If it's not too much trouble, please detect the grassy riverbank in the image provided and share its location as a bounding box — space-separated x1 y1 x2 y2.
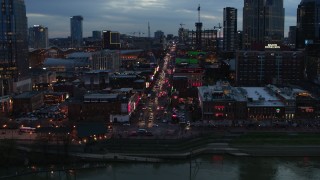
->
2 132 320 167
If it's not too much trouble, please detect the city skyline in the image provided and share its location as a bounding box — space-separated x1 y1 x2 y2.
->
25 0 299 38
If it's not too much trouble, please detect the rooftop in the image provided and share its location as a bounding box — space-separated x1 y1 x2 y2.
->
84 93 118 102
85 70 112 74
67 52 92 58
198 81 246 102
240 87 284 107
14 91 42 99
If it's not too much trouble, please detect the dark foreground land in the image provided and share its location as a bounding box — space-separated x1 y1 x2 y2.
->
1 131 320 179
1 131 320 164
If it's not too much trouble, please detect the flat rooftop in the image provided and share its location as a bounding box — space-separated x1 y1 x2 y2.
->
241 87 284 107
84 93 118 102
14 91 42 99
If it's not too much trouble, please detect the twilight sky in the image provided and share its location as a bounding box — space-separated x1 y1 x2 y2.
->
25 0 300 38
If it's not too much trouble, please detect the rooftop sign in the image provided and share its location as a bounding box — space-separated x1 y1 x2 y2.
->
265 44 280 49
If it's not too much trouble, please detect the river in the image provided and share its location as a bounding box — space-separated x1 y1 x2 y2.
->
2 155 320 180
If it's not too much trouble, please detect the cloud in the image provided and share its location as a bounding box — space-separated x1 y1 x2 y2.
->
27 13 50 18
25 0 300 38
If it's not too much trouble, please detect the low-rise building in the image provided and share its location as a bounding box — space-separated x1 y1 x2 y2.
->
44 92 69 105
240 87 285 120
198 82 318 121
198 81 247 120
83 70 110 90
13 91 44 114
174 66 204 87
68 90 140 122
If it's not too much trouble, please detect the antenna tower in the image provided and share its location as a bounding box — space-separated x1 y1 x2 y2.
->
148 22 151 38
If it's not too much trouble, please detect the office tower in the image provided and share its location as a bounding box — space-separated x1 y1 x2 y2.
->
296 0 320 48
288 26 297 46
70 15 83 48
102 30 120 50
154 30 164 41
29 25 49 49
223 7 237 51
0 0 30 95
237 31 243 50
243 0 284 49
92 31 101 40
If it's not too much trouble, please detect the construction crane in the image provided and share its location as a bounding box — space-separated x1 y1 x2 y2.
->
214 23 222 38
197 4 201 23
214 23 222 51
214 23 222 31
180 23 185 29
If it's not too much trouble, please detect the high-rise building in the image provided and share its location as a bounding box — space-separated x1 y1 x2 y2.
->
178 27 189 44
288 26 297 47
92 31 101 40
296 0 320 48
70 15 83 48
154 30 164 41
243 0 284 49
236 31 243 50
102 30 121 50
0 0 30 95
223 7 237 51
236 50 304 86
29 25 49 49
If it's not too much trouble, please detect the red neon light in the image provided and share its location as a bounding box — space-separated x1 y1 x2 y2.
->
214 106 225 109
128 104 131 113
215 113 224 117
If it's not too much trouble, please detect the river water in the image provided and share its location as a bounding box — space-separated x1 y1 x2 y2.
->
4 155 320 180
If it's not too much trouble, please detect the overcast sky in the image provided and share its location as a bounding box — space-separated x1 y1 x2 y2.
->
25 0 300 38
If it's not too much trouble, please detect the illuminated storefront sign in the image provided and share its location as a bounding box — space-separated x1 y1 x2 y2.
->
265 44 280 49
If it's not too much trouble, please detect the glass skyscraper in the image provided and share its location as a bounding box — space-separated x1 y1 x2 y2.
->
70 15 83 48
29 25 49 49
243 0 284 49
296 0 320 48
223 7 237 51
0 0 29 95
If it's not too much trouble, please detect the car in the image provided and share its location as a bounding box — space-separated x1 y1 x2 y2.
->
162 119 167 123
138 128 147 133
129 131 137 136
146 132 153 136
137 129 147 135
152 124 159 127
123 123 131 126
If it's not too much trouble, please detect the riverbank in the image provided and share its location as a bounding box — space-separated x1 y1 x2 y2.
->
9 131 320 164
1 131 320 167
